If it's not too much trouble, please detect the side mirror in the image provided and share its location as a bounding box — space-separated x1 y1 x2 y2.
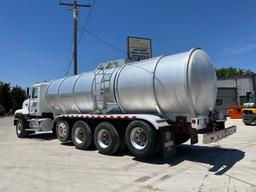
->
26 87 31 98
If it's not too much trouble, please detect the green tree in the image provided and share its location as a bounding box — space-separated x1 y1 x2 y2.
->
11 86 27 112
0 82 27 115
216 67 254 77
0 82 13 113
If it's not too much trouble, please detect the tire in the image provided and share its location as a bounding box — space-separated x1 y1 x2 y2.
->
243 121 251 126
72 121 93 150
125 120 157 158
174 133 190 145
114 122 126 152
94 122 121 155
56 119 70 143
16 119 28 138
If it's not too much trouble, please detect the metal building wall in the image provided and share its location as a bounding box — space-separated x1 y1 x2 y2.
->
215 88 237 115
217 75 255 104
216 75 256 115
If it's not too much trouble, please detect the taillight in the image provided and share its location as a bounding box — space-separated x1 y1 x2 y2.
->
192 119 196 124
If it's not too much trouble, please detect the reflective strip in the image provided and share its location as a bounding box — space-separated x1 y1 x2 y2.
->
59 114 137 119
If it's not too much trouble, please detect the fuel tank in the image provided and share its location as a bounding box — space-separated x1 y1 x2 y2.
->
45 48 217 121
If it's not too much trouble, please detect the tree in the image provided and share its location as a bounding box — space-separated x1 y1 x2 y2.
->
0 82 27 115
0 82 13 113
11 86 27 112
216 67 254 77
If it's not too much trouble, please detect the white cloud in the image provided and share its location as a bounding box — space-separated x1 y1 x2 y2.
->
224 43 256 55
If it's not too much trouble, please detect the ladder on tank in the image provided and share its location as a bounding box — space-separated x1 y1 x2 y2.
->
93 61 120 114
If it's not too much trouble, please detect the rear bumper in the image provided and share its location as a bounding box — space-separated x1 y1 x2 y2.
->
202 126 237 144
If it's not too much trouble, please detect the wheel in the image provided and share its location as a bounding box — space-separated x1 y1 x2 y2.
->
16 119 28 138
174 133 190 145
56 119 70 142
243 121 251 126
72 121 93 150
94 122 121 155
125 120 157 158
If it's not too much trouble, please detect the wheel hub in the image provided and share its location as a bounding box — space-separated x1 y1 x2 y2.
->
74 127 85 144
57 122 67 138
98 129 111 149
130 127 148 150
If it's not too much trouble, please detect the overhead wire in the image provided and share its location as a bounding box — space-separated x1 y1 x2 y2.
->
83 29 126 55
65 0 126 75
65 38 73 76
77 0 126 56
78 0 96 44
65 0 95 75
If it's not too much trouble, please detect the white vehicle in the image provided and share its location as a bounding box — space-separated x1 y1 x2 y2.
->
14 48 236 158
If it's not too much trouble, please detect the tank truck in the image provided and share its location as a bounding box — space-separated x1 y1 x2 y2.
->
14 48 237 158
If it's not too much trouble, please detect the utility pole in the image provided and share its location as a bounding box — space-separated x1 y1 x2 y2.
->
60 1 91 75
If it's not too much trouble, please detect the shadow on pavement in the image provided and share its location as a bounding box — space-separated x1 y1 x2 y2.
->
27 132 56 141
133 144 245 175
61 141 74 146
24 132 245 175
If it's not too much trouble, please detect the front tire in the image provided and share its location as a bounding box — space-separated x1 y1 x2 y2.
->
56 119 70 143
16 119 28 138
72 121 93 150
125 120 157 158
94 122 120 155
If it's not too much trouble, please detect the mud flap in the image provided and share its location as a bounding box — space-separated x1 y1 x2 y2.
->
160 127 176 159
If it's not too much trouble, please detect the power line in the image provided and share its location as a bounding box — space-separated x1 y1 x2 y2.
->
64 0 126 75
60 0 91 75
65 0 95 76
78 0 96 44
65 37 73 76
84 29 126 55
77 0 126 56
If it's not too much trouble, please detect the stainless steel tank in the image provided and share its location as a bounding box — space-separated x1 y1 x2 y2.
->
45 48 217 121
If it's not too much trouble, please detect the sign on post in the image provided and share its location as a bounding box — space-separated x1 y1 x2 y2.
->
127 37 152 61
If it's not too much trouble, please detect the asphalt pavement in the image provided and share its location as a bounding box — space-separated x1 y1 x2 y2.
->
0 117 255 192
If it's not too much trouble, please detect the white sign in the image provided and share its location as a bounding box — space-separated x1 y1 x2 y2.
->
127 37 152 61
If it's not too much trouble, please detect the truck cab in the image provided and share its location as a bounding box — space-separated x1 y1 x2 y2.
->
15 83 51 117
14 82 53 138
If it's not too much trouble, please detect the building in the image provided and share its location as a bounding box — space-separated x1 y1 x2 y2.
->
216 74 256 115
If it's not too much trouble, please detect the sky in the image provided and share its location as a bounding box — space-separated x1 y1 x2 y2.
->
0 0 256 88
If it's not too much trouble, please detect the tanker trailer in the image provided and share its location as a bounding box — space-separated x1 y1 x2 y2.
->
14 48 237 158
